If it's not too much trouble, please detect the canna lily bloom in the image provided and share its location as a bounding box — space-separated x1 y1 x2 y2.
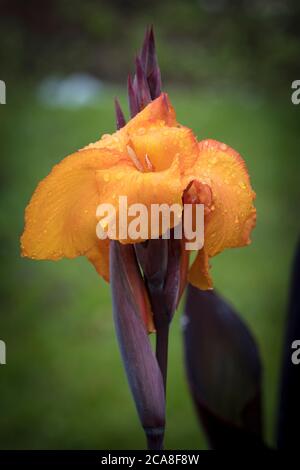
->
21 93 256 293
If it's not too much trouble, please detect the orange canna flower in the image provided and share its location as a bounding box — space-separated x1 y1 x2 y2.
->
21 93 256 290
187 139 256 290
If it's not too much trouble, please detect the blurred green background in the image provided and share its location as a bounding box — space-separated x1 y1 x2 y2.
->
0 0 300 450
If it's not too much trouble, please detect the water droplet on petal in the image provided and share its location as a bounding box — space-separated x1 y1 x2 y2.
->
101 133 111 140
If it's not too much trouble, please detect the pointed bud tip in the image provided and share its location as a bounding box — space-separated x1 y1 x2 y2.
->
114 97 126 130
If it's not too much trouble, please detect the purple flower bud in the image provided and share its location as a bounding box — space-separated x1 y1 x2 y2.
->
127 74 139 118
110 241 165 449
183 284 264 449
114 98 126 130
135 56 152 109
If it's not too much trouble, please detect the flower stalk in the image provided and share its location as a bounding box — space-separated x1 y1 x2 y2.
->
112 27 174 448
151 288 170 393
116 27 176 397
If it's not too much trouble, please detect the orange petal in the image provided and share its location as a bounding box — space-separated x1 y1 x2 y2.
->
95 157 185 243
21 148 125 281
130 125 198 172
188 139 256 290
126 92 177 130
84 128 129 153
86 241 110 282
188 248 213 291
84 93 177 153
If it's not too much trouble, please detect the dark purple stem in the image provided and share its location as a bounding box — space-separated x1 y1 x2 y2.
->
156 322 169 393
148 286 170 393
146 427 165 450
